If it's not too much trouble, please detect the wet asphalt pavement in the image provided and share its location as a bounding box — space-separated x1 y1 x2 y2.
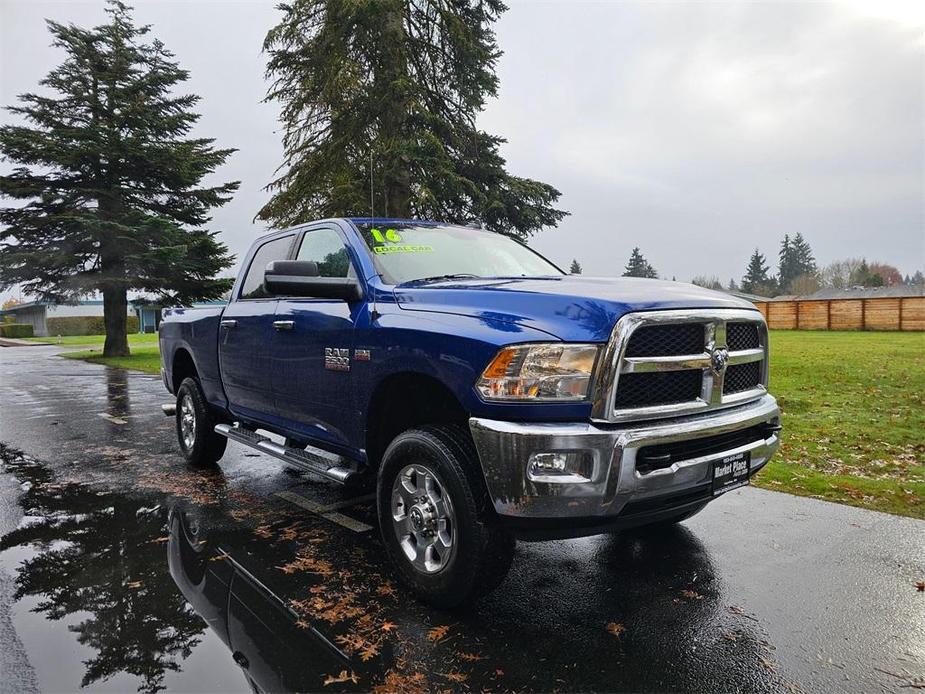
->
0 345 922 693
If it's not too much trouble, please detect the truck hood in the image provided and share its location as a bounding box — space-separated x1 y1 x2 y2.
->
393 276 756 342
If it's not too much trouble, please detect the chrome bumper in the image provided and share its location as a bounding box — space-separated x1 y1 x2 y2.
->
469 394 780 522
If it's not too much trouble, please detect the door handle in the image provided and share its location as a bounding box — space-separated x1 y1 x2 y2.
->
232 651 249 669
272 320 295 331
220 320 237 329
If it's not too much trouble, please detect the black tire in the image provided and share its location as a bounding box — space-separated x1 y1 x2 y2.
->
176 377 227 468
376 424 515 608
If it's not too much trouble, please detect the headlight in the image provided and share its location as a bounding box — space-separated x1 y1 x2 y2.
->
476 343 601 401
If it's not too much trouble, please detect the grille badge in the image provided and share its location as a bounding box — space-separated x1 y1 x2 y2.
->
710 347 729 376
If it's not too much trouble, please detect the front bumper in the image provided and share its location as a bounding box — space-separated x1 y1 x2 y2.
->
469 394 780 537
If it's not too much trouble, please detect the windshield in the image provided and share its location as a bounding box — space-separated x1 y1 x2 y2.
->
354 223 564 284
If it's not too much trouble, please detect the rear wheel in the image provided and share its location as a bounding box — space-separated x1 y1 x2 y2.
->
377 425 514 608
176 377 227 468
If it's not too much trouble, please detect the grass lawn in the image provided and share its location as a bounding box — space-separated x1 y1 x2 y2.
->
754 331 924 519
24 333 159 347
61 344 162 374
56 329 924 518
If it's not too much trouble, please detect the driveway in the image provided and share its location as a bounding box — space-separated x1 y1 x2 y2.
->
0 345 922 693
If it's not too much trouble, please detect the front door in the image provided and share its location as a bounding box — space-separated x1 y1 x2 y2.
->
219 233 295 420
272 225 361 451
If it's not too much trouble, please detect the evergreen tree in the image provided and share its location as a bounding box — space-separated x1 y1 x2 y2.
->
790 232 817 277
742 248 772 294
777 233 816 292
569 259 582 274
622 247 658 278
0 2 237 357
260 0 566 238
777 234 796 291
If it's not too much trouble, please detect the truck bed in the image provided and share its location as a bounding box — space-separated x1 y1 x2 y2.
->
159 305 226 408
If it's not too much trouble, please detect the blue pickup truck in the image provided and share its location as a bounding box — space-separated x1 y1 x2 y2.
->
159 218 781 606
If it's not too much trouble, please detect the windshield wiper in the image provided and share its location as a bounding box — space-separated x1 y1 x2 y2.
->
402 273 481 285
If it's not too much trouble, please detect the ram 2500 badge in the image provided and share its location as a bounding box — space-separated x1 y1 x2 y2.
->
159 219 781 606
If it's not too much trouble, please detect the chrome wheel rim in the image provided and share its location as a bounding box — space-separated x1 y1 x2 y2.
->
179 394 196 450
391 463 456 574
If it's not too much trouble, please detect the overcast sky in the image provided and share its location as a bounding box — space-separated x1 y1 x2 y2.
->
1 0 923 286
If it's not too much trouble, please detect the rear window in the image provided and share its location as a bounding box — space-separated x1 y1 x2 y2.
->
239 235 294 300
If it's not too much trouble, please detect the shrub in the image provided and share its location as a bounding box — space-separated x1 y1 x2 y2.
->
46 315 139 336
0 323 35 338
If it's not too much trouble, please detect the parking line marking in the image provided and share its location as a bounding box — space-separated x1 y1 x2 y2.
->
316 493 376 513
276 490 373 533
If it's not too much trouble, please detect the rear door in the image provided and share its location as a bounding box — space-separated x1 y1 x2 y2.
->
272 224 362 451
219 233 295 420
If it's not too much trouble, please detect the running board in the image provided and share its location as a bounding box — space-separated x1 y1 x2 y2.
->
214 423 359 484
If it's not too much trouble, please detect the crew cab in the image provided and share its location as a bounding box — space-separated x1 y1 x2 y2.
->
159 218 781 606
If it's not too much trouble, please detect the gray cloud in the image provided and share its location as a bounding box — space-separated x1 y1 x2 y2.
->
2 0 922 285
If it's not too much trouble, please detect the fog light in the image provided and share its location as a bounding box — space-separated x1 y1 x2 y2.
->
528 451 594 483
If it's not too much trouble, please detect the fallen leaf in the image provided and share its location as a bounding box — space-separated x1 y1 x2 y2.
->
377 582 397 597
360 642 380 662
372 670 427 694
458 651 486 662
680 589 704 600
427 624 451 643
439 671 468 683
605 622 626 637
126 581 142 589
380 621 398 632
323 670 359 686
916 581 924 592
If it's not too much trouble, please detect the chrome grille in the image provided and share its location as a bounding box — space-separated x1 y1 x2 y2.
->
727 322 760 351
591 309 769 423
624 323 704 357
613 370 703 407
723 361 761 394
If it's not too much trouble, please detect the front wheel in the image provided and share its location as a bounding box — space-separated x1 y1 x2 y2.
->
176 377 227 468
377 425 514 608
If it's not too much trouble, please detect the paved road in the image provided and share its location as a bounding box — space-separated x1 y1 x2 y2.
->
0 345 922 693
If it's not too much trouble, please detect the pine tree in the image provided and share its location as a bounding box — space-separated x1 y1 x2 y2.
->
569 259 582 274
777 233 817 292
790 232 817 277
742 248 772 294
622 248 658 278
260 0 567 238
777 234 796 292
0 2 238 357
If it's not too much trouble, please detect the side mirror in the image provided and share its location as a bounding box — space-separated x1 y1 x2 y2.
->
263 260 364 301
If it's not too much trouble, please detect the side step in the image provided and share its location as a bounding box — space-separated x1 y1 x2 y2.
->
214 424 359 485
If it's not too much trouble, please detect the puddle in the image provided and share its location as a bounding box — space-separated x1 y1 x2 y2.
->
0 442 790 693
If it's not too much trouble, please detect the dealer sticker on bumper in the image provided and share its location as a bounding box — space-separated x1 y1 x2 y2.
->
712 451 751 496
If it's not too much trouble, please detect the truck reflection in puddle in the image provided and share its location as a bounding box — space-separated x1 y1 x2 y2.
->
168 505 365 692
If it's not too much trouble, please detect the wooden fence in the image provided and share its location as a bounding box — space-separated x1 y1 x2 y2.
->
753 297 925 331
